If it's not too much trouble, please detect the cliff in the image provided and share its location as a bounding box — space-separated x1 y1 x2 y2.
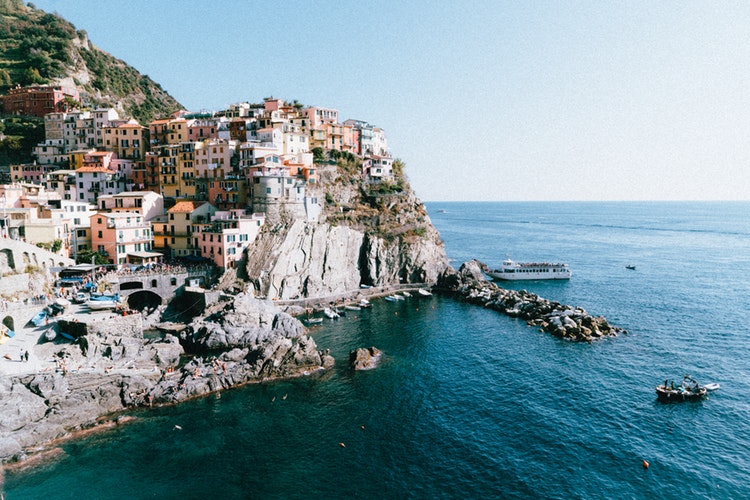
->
244 160 450 300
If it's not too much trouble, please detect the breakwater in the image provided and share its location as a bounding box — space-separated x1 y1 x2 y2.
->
437 260 625 341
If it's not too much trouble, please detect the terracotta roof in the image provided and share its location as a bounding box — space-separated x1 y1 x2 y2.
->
168 201 206 213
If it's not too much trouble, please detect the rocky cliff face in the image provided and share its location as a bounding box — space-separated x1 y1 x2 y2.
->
244 162 450 300
0 295 331 464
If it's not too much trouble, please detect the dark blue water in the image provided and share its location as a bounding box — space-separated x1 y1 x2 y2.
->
6 202 750 499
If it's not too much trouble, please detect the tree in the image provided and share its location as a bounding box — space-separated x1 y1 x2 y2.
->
0 69 11 90
312 147 325 162
21 67 45 85
76 248 109 265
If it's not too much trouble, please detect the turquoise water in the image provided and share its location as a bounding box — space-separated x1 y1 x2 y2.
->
6 202 750 499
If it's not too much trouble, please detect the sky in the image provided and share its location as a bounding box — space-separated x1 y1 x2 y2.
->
30 0 750 201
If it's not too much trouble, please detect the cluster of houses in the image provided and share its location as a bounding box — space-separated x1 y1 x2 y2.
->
0 89 394 270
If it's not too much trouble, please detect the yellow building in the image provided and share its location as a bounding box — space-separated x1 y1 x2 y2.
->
155 201 216 258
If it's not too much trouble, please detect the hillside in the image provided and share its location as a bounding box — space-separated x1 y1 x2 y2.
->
0 0 182 124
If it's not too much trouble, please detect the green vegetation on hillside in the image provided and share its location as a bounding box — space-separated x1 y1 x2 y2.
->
0 114 44 164
0 0 182 125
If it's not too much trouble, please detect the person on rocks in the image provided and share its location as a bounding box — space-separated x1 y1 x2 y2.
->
24 350 29 362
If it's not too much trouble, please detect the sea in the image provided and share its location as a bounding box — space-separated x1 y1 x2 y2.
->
5 201 750 499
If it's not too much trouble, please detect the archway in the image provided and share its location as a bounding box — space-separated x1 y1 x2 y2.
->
120 281 144 291
126 290 162 312
2 316 14 333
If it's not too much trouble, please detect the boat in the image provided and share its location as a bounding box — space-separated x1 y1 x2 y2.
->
401 291 412 298
655 375 715 402
305 317 323 325
323 307 340 319
626 265 636 270
358 299 372 308
487 259 572 281
417 288 433 297
344 305 361 311
86 293 120 310
384 296 398 302
31 310 47 327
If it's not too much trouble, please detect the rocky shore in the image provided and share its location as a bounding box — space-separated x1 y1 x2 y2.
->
438 260 625 341
0 293 332 465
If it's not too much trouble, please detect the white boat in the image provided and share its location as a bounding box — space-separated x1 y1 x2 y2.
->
323 307 340 319
488 259 572 281
401 291 412 298
344 305 361 311
86 292 120 310
358 299 371 308
305 317 323 325
703 383 721 391
417 289 432 297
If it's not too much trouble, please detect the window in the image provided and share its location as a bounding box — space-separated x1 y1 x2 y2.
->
185 213 190 220
97 231 102 238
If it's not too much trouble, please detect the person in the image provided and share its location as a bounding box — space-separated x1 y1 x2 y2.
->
24 350 29 362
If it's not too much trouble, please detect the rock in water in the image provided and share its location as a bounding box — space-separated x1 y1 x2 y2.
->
349 347 382 370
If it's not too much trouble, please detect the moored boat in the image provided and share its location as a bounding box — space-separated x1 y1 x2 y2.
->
656 375 715 402
323 307 340 319
417 288 433 297
305 317 323 325
344 305 361 311
488 258 572 281
86 293 120 310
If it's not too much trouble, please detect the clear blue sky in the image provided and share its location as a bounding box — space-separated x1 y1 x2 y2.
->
32 0 750 201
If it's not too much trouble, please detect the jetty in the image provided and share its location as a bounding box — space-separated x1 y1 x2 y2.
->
437 260 625 342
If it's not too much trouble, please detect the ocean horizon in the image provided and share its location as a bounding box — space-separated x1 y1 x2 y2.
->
6 201 750 499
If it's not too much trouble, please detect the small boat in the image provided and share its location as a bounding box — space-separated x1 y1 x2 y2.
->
1 324 15 338
344 305 361 311
305 317 323 325
323 308 340 319
488 258 572 281
703 383 721 391
358 299 372 308
626 265 636 270
31 310 48 327
87 293 120 310
401 291 412 298
56 297 72 307
384 295 399 302
656 375 712 402
417 288 432 297
359 284 372 289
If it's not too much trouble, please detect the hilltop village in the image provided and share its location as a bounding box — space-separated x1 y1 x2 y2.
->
0 86 394 275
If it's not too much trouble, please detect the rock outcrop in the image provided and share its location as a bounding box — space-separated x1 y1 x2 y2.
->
0 295 331 464
349 347 382 370
438 260 626 342
244 163 450 300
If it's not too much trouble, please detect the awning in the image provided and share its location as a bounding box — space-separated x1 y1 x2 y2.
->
127 251 163 259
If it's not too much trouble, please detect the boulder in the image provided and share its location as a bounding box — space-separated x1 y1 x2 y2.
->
349 347 382 370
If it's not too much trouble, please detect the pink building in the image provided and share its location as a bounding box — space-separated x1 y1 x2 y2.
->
90 212 154 267
198 211 264 269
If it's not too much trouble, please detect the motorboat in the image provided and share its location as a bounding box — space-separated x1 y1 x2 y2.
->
344 305 361 311
417 288 433 297
626 265 636 270
323 307 340 319
656 375 717 402
87 293 120 310
305 317 324 325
